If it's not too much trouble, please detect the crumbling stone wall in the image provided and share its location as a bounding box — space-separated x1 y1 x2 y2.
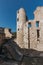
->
17 7 43 51
4 28 12 39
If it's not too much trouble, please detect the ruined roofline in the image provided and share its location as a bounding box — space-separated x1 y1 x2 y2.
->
17 8 25 12
17 8 26 15
34 6 43 15
17 6 43 22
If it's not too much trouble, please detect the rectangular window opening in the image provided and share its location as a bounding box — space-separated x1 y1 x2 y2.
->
36 21 39 27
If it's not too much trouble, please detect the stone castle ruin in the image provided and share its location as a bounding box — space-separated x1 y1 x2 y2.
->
17 6 43 51
1 6 43 65
0 6 43 52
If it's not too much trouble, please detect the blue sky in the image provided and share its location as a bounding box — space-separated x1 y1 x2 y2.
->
0 0 43 32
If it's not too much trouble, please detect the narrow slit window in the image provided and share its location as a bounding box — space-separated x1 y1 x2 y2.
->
37 30 39 38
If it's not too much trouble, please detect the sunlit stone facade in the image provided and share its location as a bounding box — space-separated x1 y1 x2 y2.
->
17 7 43 51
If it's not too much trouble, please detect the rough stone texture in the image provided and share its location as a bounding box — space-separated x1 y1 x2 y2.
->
17 7 43 51
17 8 26 48
23 22 29 48
28 20 37 49
4 28 12 39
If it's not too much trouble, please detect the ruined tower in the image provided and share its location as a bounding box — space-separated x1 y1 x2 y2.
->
17 8 26 48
